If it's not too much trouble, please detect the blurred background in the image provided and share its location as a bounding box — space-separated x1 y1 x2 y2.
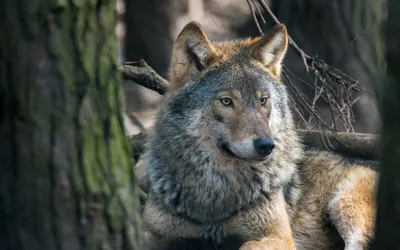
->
117 0 385 136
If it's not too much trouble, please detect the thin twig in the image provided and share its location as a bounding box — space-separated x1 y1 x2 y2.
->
252 0 266 25
256 0 310 72
127 113 146 132
332 20 383 70
246 0 263 34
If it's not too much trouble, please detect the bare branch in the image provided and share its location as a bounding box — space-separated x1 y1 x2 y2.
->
252 0 266 25
119 59 169 95
298 130 379 161
255 0 310 72
246 0 263 34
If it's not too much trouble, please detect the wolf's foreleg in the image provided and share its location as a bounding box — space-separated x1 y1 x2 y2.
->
232 190 297 250
327 168 377 250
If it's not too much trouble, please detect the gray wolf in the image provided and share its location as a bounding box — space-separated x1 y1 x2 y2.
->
140 21 378 250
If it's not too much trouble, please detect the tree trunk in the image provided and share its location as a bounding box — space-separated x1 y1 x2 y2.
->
0 1 142 250
371 1 400 248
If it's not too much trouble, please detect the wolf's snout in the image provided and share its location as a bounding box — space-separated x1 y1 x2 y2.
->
253 137 275 157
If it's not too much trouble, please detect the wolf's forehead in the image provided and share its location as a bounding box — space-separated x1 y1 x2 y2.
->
202 61 276 93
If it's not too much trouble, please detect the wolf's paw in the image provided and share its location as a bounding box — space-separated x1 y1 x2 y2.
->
239 239 293 250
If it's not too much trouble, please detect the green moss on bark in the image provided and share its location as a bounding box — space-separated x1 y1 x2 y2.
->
0 0 142 249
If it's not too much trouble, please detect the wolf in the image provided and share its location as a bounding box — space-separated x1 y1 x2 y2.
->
139 21 378 250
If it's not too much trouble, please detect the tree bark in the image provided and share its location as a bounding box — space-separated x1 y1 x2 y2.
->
0 1 142 250
371 1 400 248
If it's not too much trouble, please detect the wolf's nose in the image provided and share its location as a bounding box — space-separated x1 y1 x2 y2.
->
253 137 275 157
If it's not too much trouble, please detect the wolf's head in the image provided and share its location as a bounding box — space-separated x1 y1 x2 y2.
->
144 22 303 224
162 21 293 163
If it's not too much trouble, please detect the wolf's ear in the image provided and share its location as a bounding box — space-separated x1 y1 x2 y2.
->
168 21 218 87
252 24 289 78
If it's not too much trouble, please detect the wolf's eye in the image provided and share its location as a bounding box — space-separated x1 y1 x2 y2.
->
220 98 233 107
260 97 268 106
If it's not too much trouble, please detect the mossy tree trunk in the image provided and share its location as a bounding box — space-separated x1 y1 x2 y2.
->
371 1 400 248
0 1 142 250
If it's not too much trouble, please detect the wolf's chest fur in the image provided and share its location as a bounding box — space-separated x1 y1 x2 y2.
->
147 151 288 224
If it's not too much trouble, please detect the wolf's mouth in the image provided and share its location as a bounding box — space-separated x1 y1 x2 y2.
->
220 143 236 157
219 142 269 163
